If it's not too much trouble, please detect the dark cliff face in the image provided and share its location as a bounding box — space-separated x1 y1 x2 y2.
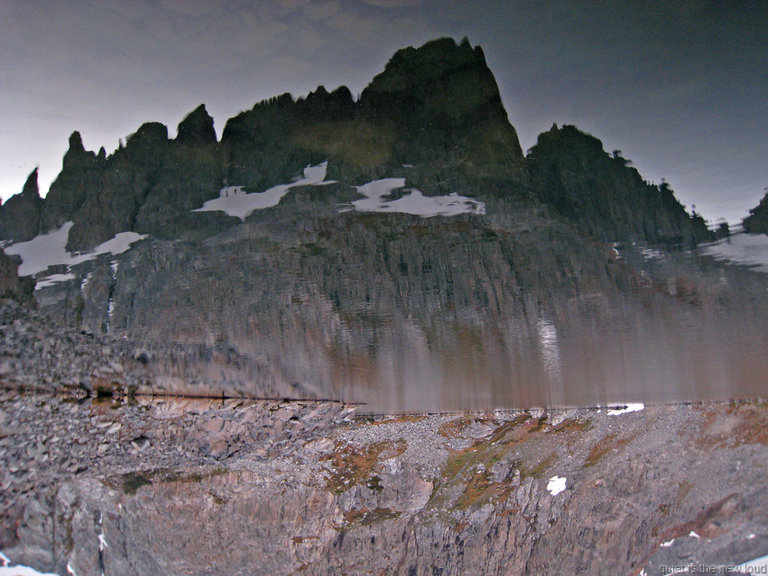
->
744 190 768 234
0 168 43 243
527 124 714 246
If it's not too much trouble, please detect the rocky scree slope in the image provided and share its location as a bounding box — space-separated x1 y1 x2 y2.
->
1 393 768 575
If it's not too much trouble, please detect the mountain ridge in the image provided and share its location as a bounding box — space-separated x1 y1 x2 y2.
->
0 37 710 253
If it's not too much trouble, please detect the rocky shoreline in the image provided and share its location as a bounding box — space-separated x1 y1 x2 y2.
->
2 388 767 575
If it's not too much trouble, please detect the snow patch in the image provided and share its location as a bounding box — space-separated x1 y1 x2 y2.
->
0 551 59 575
607 403 645 416
640 247 665 261
736 554 768 572
194 162 334 221
35 273 76 290
547 475 566 496
4 222 146 284
661 538 675 547
347 178 485 217
689 530 701 539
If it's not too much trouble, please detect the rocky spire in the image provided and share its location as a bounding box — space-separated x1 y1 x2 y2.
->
0 167 43 242
176 104 217 146
62 131 96 170
21 167 40 198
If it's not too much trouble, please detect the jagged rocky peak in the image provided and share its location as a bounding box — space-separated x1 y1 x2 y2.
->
20 166 39 198
0 167 44 243
126 121 169 148
68 130 85 153
298 85 355 120
362 37 505 120
62 131 97 170
176 104 217 146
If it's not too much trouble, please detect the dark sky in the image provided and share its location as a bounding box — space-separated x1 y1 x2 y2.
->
1 0 766 225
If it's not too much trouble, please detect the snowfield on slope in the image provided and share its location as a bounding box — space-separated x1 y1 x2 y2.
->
3 221 146 285
345 177 485 217
193 162 334 220
193 162 485 220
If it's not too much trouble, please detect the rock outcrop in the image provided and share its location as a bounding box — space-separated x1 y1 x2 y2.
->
0 249 24 300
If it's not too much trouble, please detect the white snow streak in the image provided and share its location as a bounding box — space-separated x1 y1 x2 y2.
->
607 403 645 416
736 554 768 572
0 550 59 575
348 177 484 217
193 162 334 220
4 222 146 282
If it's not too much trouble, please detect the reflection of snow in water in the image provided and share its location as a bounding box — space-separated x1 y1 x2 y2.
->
344 177 485 217
536 318 561 381
702 233 768 273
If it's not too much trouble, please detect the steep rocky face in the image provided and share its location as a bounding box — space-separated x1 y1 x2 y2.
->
20 191 768 412
0 249 23 299
528 124 714 245
0 168 43 242
743 190 768 234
